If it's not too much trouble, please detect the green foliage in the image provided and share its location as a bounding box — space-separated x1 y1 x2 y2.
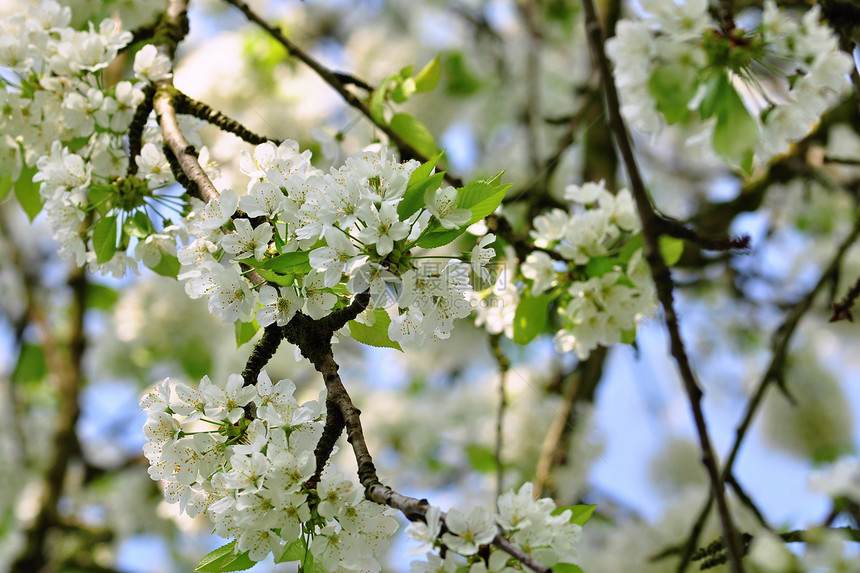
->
390 112 440 158
86 283 120 310
149 254 181 278
700 74 757 174
13 165 42 221
194 541 255 572
277 539 306 563
348 308 402 350
584 256 618 278
263 251 312 274
513 291 553 345
11 343 46 385
235 318 260 348
465 443 497 473
649 63 697 124
123 211 155 238
399 171 445 220
443 52 482 96
414 55 442 93
0 173 12 201
92 215 118 264
553 504 597 526
552 564 585 573
658 236 684 266
416 174 509 248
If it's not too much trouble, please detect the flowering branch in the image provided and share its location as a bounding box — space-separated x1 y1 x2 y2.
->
172 92 274 145
579 0 746 571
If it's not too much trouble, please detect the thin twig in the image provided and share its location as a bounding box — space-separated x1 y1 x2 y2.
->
579 0 745 570
489 334 509 501
671 211 860 571
223 0 463 187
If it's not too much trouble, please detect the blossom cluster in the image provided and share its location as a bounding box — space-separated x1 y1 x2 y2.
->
406 482 582 573
518 181 656 359
606 0 853 165
180 139 502 347
140 372 399 570
2 1 193 275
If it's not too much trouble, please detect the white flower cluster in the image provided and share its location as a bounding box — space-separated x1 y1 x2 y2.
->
522 181 655 359
140 372 399 570
407 483 582 572
2 2 193 275
606 0 853 163
180 139 492 346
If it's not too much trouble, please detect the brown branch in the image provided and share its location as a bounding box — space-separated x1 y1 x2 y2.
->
579 0 745 570
830 271 860 322
173 92 274 145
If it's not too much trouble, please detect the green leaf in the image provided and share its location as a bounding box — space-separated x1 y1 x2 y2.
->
553 503 597 526
123 211 155 238
0 172 12 201
659 236 684 266
88 184 114 215
277 539 306 563
398 171 445 220
392 77 416 103
11 343 46 385
415 174 509 249
235 319 260 348
369 74 397 124
444 52 482 96
86 283 119 310
465 443 497 473
552 564 585 573
389 113 439 159
255 268 295 286
457 176 510 224
585 256 619 278
92 215 118 264
708 75 758 172
194 541 255 572
408 150 445 187
648 63 697 124
617 233 644 263
513 292 552 345
415 55 442 92
264 251 312 274
149 254 181 278
13 165 42 221
348 308 402 351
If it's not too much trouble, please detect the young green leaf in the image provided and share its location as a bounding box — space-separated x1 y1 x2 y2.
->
194 541 255 572
11 343 46 385
389 113 439 158
551 564 585 573
0 173 12 201
513 292 552 345
658 236 685 266
398 171 445 219
13 166 42 221
415 55 442 92
277 539 306 563
348 308 402 351
149 254 181 278
552 503 597 526
649 63 697 124
263 251 312 274
92 215 118 264
392 77 416 103
86 283 120 310
709 75 758 171
235 319 260 348
465 443 497 473
585 256 619 278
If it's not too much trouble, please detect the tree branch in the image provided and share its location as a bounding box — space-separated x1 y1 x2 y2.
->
579 0 745 570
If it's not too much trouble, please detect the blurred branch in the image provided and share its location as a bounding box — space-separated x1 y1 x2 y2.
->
580 0 745 570
489 334 510 500
669 209 860 571
10 265 88 573
533 347 606 499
